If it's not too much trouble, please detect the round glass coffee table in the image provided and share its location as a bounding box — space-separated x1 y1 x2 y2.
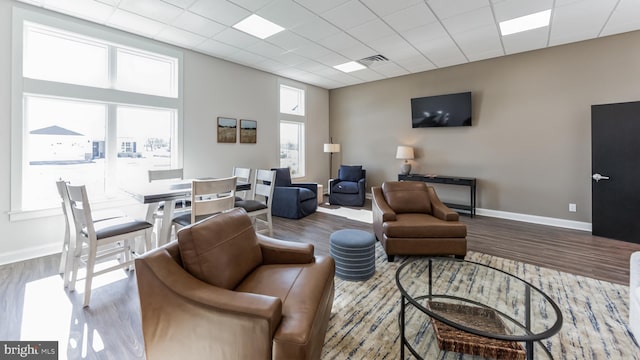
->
396 258 563 360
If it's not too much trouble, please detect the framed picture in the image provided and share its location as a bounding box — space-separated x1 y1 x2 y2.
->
217 117 237 143
240 119 257 144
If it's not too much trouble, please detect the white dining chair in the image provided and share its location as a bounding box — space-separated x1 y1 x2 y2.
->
66 183 153 307
147 168 190 245
172 176 238 230
232 167 252 200
234 169 276 236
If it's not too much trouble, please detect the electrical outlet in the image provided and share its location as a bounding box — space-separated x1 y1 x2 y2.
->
569 203 577 212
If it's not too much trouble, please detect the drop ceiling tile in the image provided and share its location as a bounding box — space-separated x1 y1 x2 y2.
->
246 41 286 58
195 38 241 57
322 0 377 30
367 34 414 55
227 0 274 12
296 60 331 73
549 0 618 46
270 51 308 66
348 19 396 44
189 0 251 26
502 26 549 54
228 49 268 66
427 0 490 20
22 0 44 5
163 0 198 8
369 61 410 77
42 0 115 23
257 0 316 29
337 43 377 60
254 58 290 72
601 0 640 36
290 43 333 58
401 22 449 45
415 35 467 67
118 0 183 23
360 0 422 17
172 11 226 38
349 68 385 82
290 16 342 42
319 32 362 52
441 6 495 34
383 2 437 33
107 9 166 37
394 57 436 73
266 31 309 51
213 27 261 48
156 26 207 48
315 52 349 66
492 0 553 22
292 0 350 15
452 24 503 61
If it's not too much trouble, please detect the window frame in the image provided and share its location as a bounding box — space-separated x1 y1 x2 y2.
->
10 7 184 221
278 81 307 179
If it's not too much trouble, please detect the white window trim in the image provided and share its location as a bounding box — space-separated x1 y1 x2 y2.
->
278 80 307 179
10 6 184 221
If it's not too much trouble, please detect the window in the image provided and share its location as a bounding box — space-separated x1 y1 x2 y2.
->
279 84 306 177
12 10 182 216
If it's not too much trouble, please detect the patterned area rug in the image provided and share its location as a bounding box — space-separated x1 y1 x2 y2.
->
322 244 639 359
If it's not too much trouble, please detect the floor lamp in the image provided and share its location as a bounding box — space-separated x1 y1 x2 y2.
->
324 140 341 179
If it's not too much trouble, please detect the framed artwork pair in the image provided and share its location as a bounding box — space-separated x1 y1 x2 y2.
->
217 117 257 144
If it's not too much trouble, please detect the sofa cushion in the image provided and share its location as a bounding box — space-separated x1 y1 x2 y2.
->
339 165 362 182
382 181 432 214
272 167 292 187
383 213 466 238
178 208 263 289
235 256 334 356
298 188 316 202
332 181 359 194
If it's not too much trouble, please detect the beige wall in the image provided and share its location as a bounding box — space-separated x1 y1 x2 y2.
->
0 0 329 264
330 30 640 223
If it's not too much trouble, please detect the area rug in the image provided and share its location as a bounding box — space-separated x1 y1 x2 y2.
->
322 244 639 359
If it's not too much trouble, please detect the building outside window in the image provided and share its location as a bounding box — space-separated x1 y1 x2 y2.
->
12 11 182 214
279 84 305 178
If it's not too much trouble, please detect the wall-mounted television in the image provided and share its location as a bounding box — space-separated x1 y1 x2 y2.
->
411 91 472 128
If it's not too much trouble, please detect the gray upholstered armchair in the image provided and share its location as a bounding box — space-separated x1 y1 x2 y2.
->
329 165 366 207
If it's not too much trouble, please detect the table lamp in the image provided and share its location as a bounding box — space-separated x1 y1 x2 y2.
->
396 146 414 175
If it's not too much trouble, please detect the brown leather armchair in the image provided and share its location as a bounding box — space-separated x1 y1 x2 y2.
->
135 208 335 360
372 181 467 262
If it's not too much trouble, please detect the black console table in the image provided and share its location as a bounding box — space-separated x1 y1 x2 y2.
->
398 174 476 217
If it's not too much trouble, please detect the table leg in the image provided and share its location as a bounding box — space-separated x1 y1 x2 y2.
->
158 200 176 247
400 295 405 360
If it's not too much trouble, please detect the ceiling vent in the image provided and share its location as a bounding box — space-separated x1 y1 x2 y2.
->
357 54 389 67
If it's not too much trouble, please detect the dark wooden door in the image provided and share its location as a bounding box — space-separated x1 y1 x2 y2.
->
591 101 640 244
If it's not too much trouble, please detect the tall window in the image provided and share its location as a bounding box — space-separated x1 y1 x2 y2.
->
12 11 182 215
279 84 306 178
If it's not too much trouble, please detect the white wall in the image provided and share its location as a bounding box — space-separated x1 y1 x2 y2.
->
0 0 330 265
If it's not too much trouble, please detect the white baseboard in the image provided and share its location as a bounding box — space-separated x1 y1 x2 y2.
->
476 208 592 232
0 243 61 267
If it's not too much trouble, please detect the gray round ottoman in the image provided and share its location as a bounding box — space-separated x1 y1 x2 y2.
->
329 229 376 281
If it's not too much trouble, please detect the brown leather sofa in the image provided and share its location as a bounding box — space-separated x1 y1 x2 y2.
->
135 208 335 360
372 181 467 262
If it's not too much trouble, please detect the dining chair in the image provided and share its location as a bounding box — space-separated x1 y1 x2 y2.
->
56 180 125 289
232 167 252 200
148 168 190 245
234 169 276 236
66 183 153 307
172 176 238 229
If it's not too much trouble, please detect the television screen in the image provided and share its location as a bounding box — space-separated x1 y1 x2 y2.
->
411 92 472 128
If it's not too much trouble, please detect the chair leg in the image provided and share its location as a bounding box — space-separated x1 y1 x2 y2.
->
59 224 69 274
266 212 273 237
68 236 82 291
83 244 97 307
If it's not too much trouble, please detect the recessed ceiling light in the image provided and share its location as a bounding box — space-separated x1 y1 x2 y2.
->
499 9 552 36
333 61 366 73
232 14 284 39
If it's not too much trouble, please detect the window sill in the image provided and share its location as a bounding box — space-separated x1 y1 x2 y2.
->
9 196 138 222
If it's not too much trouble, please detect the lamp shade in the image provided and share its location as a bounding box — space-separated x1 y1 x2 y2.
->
324 143 341 153
395 146 414 160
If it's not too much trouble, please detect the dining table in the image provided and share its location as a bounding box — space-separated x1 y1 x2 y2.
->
124 178 251 247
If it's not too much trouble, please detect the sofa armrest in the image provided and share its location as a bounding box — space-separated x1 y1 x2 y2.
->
258 234 315 264
292 182 318 195
427 186 459 221
136 248 282 335
372 186 396 222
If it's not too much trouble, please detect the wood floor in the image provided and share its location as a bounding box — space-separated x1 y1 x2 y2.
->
0 198 638 359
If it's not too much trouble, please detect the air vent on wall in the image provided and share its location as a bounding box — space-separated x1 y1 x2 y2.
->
357 54 389 67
